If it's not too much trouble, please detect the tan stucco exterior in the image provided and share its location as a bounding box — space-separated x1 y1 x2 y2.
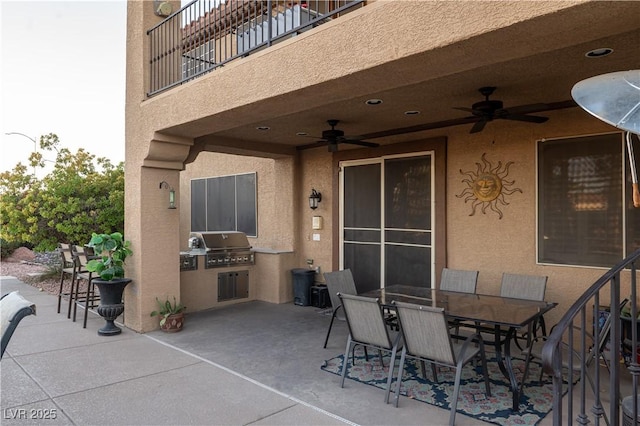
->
125 1 640 332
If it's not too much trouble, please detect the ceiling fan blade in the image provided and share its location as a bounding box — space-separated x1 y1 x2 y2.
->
501 114 549 123
359 100 577 140
296 140 330 151
469 119 487 133
298 120 380 151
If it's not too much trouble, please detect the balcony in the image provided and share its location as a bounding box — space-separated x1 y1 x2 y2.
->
147 0 365 96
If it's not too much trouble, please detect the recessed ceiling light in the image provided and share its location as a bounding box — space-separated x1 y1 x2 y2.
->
256 126 270 131
585 48 613 58
296 132 308 136
404 110 420 115
365 99 383 105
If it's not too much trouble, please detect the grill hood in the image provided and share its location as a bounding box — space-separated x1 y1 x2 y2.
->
189 231 252 251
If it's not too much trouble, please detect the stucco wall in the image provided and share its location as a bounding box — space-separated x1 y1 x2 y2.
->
179 152 295 252
125 0 638 331
446 107 637 328
182 106 635 327
297 149 334 281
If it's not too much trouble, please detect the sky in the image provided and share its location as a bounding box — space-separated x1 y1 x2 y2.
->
1 0 127 178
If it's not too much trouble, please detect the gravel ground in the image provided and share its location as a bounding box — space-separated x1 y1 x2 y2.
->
1 247 65 295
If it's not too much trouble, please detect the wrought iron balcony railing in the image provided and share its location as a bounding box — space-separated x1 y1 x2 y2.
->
147 0 365 97
542 247 640 425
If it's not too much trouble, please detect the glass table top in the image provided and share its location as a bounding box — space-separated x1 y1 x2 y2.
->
361 285 557 328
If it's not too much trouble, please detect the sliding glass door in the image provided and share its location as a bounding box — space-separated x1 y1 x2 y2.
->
340 153 434 292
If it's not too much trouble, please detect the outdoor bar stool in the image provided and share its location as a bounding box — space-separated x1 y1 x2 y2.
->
56 243 78 317
67 245 87 320
73 246 100 328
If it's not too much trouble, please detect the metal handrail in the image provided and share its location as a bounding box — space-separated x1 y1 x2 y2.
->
541 247 640 425
147 0 365 97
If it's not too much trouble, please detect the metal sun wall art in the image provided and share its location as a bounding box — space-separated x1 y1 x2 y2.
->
456 153 522 219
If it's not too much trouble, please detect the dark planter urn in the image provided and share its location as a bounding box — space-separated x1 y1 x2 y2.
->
93 278 132 336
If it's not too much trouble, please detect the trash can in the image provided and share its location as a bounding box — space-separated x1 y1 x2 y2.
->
292 268 315 306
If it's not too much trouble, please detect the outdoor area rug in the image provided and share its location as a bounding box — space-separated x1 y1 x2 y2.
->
321 348 556 426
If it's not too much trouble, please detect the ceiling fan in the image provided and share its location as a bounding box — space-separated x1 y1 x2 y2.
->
296 119 380 152
453 86 549 133
358 88 577 140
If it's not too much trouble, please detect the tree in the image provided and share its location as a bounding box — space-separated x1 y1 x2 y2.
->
0 133 124 251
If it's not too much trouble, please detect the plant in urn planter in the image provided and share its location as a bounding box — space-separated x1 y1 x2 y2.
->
86 232 133 336
151 297 186 332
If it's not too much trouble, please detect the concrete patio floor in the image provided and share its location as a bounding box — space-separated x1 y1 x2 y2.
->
3 275 595 425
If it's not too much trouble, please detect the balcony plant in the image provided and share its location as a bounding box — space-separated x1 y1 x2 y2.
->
86 232 133 336
151 296 186 332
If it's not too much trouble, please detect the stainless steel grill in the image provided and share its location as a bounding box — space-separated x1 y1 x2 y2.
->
188 231 254 268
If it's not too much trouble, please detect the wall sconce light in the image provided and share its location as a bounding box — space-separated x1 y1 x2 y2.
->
309 188 322 210
159 181 176 209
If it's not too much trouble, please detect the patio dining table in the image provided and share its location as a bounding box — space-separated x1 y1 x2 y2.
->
360 284 557 412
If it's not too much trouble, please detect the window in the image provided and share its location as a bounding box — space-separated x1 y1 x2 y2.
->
191 173 257 237
538 133 640 267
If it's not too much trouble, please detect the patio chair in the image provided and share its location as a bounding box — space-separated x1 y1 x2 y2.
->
56 243 78 317
73 245 100 328
392 301 491 426
440 268 479 337
323 269 357 348
500 272 547 301
474 272 548 348
440 268 478 294
500 273 548 348
337 293 401 404
1 291 36 359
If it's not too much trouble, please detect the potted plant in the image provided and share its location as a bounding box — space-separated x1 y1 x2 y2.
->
86 232 133 336
151 296 186 332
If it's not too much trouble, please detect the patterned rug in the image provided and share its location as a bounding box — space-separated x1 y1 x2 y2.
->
321 348 556 426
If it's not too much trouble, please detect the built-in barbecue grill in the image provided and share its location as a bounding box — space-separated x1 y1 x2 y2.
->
186 231 254 269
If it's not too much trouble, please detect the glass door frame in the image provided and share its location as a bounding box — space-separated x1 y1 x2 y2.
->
339 151 436 289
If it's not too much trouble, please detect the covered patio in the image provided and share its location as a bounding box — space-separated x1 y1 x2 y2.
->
3 275 628 425
148 299 629 426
